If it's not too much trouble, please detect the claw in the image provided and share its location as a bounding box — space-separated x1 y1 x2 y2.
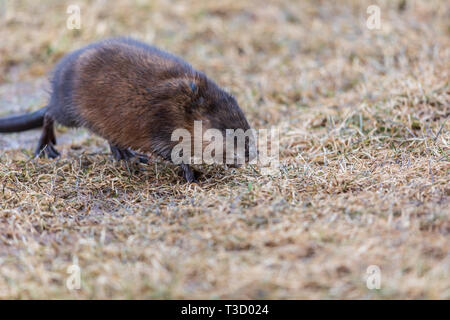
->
109 143 149 163
179 163 201 183
35 115 60 159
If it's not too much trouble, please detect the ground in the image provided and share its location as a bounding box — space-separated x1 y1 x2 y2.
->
0 0 449 299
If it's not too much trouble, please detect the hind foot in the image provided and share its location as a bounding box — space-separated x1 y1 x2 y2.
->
35 115 60 159
35 143 60 159
109 143 149 164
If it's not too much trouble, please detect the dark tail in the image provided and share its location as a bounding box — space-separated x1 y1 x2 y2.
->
0 107 47 133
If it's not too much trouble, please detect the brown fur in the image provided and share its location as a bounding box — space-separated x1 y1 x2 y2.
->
0 37 252 183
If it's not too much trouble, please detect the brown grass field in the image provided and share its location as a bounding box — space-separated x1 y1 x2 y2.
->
0 0 449 299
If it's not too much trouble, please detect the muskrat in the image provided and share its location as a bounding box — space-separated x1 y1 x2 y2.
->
0 37 253 183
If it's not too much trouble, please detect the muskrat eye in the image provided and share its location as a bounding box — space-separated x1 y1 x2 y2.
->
189 82 198 93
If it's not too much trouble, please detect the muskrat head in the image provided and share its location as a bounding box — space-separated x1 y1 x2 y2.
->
181 79 257 167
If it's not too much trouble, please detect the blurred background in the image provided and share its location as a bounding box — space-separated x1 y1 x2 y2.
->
1 0 447 118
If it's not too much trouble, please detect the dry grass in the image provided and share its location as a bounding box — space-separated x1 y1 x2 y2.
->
0 0 449 299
